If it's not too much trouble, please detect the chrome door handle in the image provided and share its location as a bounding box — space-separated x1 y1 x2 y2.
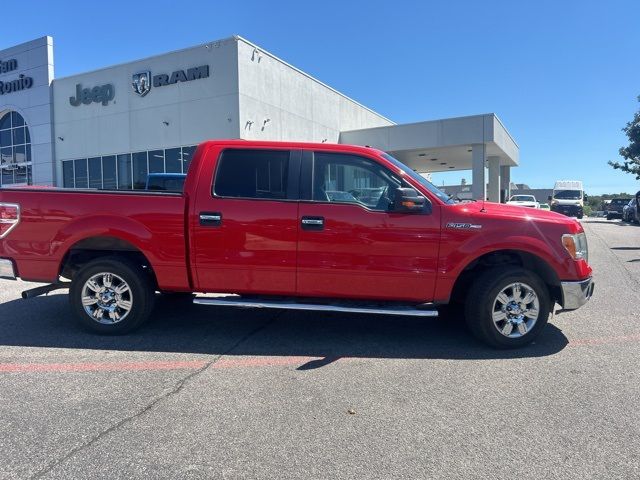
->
301 216 324 230
200 212 222 226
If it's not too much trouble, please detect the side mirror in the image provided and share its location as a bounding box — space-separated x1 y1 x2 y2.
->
583 194 589 201
393 187 427 213
547 195 552 201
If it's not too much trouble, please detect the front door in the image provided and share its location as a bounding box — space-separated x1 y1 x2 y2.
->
191 147 300 295
296 151 440 302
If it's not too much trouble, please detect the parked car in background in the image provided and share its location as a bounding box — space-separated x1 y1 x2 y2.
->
145 173 187 192
623 197 639 223
507 195 540 209
606 198 630 220
539 203 551 211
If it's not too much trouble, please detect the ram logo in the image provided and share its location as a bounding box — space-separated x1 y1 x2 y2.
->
132 71 151 97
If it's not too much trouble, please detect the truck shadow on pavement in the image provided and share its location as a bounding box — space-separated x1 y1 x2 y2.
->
0 294 569 362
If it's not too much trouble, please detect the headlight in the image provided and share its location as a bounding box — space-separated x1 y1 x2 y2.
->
562 233 588 262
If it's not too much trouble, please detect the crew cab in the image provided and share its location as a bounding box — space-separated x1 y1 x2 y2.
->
0 141 594 348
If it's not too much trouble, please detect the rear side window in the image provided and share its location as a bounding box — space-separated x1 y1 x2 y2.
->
214 149 289 200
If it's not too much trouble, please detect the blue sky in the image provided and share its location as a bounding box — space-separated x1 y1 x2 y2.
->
2 0 639 194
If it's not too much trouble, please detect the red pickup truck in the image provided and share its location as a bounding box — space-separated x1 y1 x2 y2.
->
0 140 593 348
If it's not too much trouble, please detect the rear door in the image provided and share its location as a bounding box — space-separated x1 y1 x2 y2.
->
296 150 440 302
191 147 301 294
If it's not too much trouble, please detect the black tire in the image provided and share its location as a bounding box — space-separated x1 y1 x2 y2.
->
606 214 612 220
69 257 155 334
464 267 551 348
438 302 465 323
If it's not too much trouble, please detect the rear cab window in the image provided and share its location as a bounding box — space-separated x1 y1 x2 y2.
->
213 149 293 200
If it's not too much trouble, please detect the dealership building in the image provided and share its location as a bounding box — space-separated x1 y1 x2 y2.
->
0 35 519 201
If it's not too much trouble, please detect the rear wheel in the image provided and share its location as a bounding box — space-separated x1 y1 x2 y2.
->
464 267 551 348
69 257 155 334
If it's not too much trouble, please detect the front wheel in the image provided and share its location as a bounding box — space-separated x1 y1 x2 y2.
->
69 257 155 334
464 267 551 348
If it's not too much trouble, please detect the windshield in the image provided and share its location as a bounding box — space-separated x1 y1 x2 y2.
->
554 189 582 200
511 195 535 202
381 153 454 204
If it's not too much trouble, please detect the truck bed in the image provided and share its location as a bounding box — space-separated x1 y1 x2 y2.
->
0 188 190 290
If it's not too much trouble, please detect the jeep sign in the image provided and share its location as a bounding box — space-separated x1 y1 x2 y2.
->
69 83 115 106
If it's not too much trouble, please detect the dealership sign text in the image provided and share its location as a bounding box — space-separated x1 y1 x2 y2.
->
69 83 115 106
0 59 34 96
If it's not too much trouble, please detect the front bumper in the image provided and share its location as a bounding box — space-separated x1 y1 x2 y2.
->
0 259 17 280
560 277 594 310
552 204 583 217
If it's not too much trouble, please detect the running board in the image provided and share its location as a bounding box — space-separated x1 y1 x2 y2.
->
193 296 438 317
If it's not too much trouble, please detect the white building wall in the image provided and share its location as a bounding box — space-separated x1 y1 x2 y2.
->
52 37 241 185
236 38 393 143
0 36 55 185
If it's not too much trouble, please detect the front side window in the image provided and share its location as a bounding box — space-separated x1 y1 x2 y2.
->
313 153 401 211
214 149 289 200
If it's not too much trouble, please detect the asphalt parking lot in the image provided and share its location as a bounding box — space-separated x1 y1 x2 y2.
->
0 218 638 479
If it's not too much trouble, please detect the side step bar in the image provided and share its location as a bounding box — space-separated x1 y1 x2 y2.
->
193 296 438 317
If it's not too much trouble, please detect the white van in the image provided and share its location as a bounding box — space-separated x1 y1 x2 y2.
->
550 180 585 218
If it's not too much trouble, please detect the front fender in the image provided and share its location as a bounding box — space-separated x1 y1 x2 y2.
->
433 213 590 303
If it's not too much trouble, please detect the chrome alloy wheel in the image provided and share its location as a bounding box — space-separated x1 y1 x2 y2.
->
81 272 133 324
491 282 540 338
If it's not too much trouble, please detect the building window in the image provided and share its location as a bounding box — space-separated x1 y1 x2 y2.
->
165 148 181 173
74 159 88 188
61 145 196 191
0 111 32 187
102 156 117 189
148 150 164 174
117 154 132 189
132 151 148 190
63 160 74 188
181 146 196 173
88 157 102 189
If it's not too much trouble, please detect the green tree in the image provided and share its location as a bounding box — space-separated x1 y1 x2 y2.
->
609 96 640 179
